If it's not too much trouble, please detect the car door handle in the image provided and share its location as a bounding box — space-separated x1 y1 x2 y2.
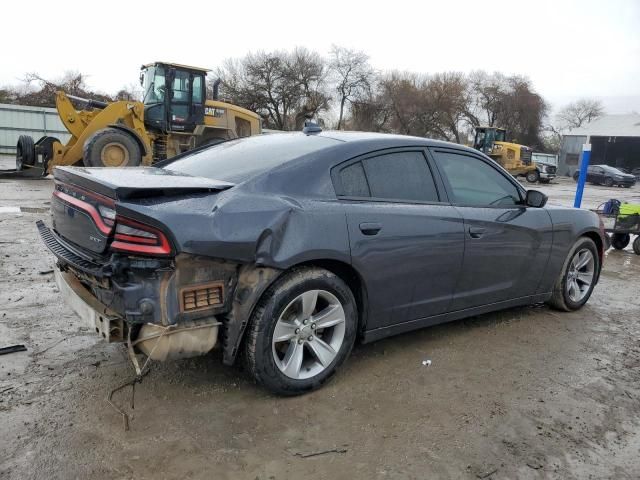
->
468 227 486 238
359 222 382 236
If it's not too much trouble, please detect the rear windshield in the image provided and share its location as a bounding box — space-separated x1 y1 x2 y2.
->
164 133 340 183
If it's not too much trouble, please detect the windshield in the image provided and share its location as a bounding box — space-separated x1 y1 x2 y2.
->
164 133 340 183
142 66 166 105
494 129 506 142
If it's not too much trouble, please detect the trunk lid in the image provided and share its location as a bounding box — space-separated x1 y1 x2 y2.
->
51 166 233 254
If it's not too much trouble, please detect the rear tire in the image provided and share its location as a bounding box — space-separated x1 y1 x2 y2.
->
604 177 614 187
16 135 35 171
633 236 640 255
604 233 611 250
83 128 141 168
547 237 599 311
244 267 357 396
611 233 630 250
526 170 540 183
573 172 580 182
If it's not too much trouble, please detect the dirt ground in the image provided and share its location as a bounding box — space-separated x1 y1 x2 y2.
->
1 161 640 480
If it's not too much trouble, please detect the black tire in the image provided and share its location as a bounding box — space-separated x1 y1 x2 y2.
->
16 135 35 170
526 170 540 183
633 236 640 255
547 237 599 311
244 267 357 396
573 171 580 182
611 233 630 250
83 128 141 167
604 233 611 250
604 177 614 187
623 184 632 188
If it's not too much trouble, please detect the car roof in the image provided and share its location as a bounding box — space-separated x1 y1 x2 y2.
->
313 130 476 152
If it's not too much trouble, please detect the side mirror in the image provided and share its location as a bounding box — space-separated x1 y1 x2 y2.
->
525 190 548 208
139 73 144 87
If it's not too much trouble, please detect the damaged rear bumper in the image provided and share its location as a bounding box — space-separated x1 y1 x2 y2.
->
39 220 283 365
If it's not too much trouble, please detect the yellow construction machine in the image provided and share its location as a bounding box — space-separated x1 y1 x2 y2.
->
6 62 261 177
473 127 539 183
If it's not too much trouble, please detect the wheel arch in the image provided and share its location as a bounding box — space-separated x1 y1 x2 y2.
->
223 258 368 366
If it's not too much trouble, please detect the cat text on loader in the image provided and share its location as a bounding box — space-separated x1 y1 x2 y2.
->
5 62 261 177
473 127 539 183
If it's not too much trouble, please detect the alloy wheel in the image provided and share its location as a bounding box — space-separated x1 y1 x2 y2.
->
272 289 346 380
566 248 595 303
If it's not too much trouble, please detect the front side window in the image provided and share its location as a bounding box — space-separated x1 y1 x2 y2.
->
336 151 439 202
433 151 521 207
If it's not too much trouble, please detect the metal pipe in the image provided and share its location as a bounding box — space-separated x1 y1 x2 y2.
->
212 79 221 100
65 94 109 110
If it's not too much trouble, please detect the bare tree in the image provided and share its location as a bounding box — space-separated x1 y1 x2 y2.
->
11 71 111 108
558 98 604 129
328 45 375 129
216 48 329 130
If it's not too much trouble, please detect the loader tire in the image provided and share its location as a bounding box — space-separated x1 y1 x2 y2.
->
16 135 35 170
83 128 141 168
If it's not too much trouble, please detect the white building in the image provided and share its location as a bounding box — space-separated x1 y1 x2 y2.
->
559 114 640 176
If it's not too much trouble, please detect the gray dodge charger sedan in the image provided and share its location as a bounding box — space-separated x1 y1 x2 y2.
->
39 130 605 395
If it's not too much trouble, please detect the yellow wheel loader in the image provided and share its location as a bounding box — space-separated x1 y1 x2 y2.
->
473 127 539 183
5 62 261 177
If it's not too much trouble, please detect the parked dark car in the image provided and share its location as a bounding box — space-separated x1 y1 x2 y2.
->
39 131 605 395
573 164 636 188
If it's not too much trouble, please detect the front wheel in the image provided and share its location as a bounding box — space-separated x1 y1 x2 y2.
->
604 177 614 187
633 236 640 255
547 237 599 311
83 128 142 167
526 170 540 183
244 267 357 395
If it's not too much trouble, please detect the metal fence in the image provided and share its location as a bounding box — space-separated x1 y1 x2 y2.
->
0 103 70 155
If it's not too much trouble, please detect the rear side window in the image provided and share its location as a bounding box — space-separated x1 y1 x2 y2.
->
337 151 439 202
340 162 370 197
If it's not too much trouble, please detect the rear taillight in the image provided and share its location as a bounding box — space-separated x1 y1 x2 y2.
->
110 216 172 256
53 190 114 235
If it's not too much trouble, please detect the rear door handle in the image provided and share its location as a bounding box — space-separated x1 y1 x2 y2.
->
468 227 485 238
359 222 382 236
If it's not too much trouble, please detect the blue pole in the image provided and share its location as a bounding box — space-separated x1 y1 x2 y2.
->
573 143 591 208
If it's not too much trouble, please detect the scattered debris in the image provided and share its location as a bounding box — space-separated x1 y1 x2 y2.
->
526 462 543 470
422 359 432 366
293 447 348 458
0 386 16 394
13 296 24 303
0 345 27 356
38 270 54 275
476 468 498 479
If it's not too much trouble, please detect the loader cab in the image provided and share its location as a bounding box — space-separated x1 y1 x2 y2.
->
473 127 507 154
141 62 207 134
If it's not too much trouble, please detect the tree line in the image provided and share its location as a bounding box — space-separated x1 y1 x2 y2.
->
0 46 604 152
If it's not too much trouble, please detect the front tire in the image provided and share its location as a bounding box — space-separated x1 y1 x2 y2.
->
83 128 142 167
244 267 357 395
547 237 599 311
633 236 640 255
604 177 614 187
526 170 540 183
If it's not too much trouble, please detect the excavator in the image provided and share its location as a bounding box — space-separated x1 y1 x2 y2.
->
4 62 261 177
473 126 539 183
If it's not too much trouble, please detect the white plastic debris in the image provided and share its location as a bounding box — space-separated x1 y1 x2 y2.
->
422 359 432 366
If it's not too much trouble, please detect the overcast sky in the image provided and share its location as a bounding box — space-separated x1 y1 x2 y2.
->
2 0 639 114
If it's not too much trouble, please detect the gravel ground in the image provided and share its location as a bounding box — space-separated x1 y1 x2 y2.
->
1 161 640 479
